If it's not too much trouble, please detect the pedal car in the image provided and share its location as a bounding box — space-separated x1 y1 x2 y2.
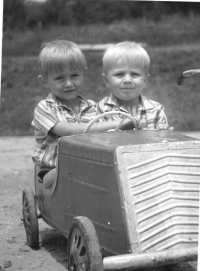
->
22 71 200 270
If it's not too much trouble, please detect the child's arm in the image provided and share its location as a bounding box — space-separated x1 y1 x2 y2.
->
156 107 174 130
156 112 168 130
50 119 134 137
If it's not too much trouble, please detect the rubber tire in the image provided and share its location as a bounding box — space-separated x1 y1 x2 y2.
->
22 188 39 249
67 216 103 271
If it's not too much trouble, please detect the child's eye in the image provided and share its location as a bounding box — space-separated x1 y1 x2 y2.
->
114 72 124 77
131 70 142 76
55 76 63 80
131 73 140 77
71 74 80 78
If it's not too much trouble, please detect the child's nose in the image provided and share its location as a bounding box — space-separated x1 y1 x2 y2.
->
65 79 73 86
123 74 132 83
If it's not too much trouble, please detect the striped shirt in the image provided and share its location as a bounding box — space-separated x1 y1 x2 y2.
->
97 93 168 130
31 93 97 168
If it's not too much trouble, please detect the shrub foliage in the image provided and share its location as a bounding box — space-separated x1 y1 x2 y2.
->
3 0 200 30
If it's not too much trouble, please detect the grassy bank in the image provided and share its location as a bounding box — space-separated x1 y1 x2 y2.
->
1 15 200 136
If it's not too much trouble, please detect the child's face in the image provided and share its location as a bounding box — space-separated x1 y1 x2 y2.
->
42 65 84 104
103 60 149 103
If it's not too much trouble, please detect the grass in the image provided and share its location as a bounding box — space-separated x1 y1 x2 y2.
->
1 15 200 136
3 14 200 57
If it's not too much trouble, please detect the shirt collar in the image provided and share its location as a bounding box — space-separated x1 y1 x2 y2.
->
46 93 60 104
106 93 155 111
45 93 93 110
106 93 127 112
139 95 156 110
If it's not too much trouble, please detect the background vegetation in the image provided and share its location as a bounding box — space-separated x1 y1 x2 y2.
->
1 0 200 135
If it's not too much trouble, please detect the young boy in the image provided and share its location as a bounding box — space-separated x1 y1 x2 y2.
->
98 41 169 130
32 40 132 188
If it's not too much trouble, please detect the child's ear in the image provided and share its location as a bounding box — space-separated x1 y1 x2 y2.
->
38 75 48 88
102 73 109 87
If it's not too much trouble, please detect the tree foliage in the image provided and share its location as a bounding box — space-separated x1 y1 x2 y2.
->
3 0 27 30
3 0 200 31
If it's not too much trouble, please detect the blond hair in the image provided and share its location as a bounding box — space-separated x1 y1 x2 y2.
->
103 41 150 75
39 40 87 77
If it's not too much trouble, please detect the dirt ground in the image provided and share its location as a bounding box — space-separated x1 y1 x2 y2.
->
0 136 198 271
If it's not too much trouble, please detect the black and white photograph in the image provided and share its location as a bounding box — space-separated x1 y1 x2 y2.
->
0 1 199 270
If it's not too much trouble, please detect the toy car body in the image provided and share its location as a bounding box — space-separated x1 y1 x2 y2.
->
23 129 199 271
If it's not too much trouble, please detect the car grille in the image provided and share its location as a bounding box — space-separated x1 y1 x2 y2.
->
127 153 200 252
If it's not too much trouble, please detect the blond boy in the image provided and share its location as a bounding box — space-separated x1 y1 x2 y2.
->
32 40 132 188
98 41 169 130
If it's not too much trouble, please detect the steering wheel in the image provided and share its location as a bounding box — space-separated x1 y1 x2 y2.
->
83 111 138 134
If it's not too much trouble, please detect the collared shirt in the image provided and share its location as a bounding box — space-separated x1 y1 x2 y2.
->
97 93 168 130
31 93 97 168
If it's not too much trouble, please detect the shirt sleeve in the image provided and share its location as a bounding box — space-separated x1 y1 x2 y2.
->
156 106 169 126
97 99 104 115
94 99 105 122
31 100 59 136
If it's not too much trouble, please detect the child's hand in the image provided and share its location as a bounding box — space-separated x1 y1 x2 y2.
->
157 122 174 130
157 122 168 130
156 110 173 130
107 129 116 132
120 119 136 130
107 119 135 131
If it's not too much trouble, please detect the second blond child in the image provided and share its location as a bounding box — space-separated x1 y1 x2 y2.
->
98 41 169 130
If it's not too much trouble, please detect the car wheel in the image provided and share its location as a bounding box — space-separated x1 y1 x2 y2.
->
22 188 39 249
67 216 103 271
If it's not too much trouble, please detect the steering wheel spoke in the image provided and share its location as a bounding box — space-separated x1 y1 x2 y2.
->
114 118 126 131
